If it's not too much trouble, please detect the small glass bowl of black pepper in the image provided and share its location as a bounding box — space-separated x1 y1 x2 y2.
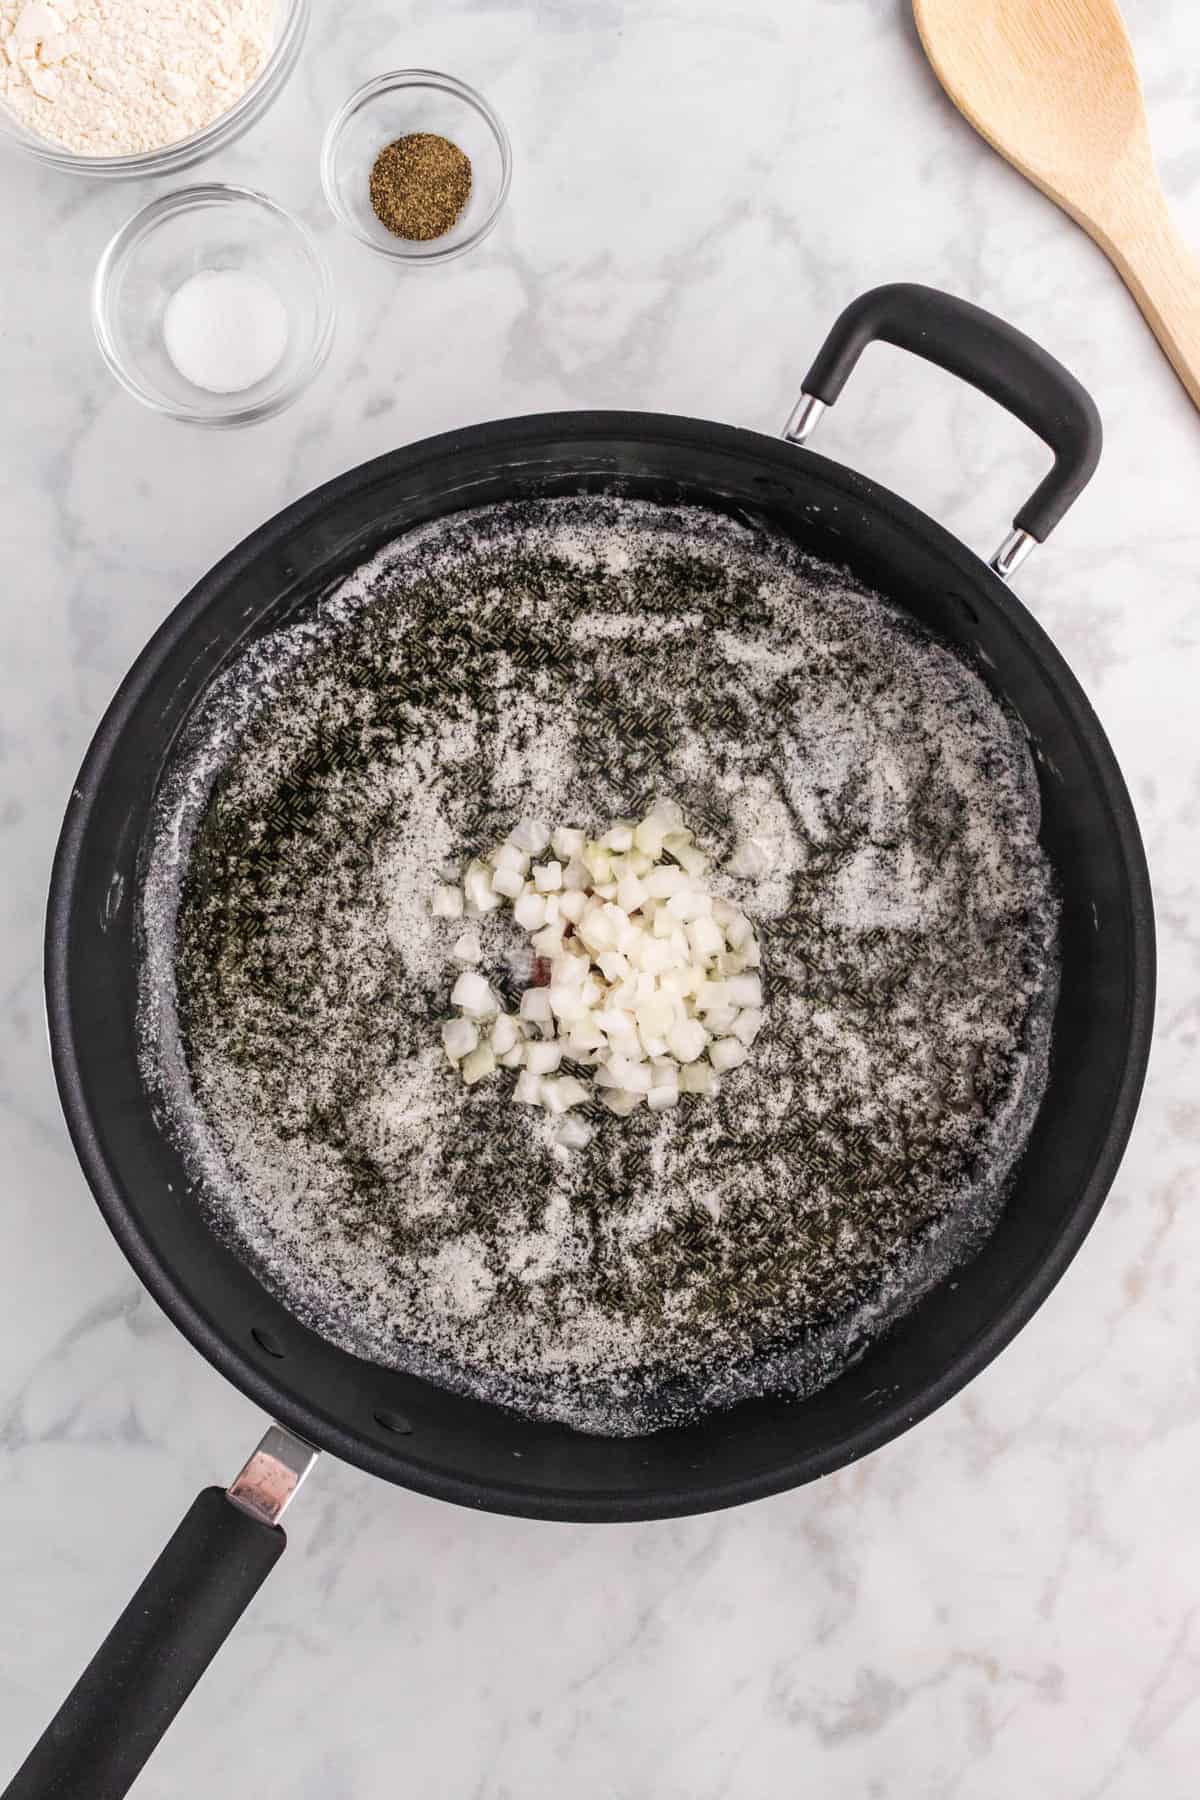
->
321 70 511 265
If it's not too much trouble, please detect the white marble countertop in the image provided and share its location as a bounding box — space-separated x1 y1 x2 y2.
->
2 1 1199 1794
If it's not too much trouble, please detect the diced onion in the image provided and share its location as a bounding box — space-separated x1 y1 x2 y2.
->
510 819 550 854
526 1041 563 1076
441 1017 479 1061
451 971 497 1017
461 1043 496 1084
438 808 765 1140
543 1076 589 1114
732 1007 764 1047
490 866 525 899
552 825 586 859
513 892 547 931
679 1060 717 1095
727 974 763 1009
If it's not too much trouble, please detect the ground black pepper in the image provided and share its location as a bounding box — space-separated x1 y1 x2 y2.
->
368 132 473 241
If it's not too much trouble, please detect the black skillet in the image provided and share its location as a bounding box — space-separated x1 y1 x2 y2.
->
8 287 1153 1799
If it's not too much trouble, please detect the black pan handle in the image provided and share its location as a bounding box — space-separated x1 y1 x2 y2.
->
787 283 1102 570
4 1428 315 1800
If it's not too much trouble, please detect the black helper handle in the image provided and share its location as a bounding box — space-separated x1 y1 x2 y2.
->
801 283 1102 543
4 1489 285 1800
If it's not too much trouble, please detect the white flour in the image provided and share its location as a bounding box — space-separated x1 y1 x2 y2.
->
0 0 276 154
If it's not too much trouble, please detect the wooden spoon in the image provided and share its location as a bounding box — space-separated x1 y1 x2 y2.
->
913 0 1200 410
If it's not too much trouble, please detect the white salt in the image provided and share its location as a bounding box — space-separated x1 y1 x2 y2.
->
163 269 289 396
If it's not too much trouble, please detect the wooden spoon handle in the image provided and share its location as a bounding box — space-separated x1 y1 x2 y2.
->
1090 201 1200 410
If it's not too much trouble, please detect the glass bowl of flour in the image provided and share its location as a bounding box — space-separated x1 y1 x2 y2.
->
93 184 334 425
0 0 308 177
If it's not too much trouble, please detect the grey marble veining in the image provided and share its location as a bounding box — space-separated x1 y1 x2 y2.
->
2 1 1199 1794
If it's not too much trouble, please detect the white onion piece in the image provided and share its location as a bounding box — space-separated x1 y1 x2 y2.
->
702 1004 739 1034
464 860 501 914
732 1008 764 1047
616 873 648 913
645 866 685 900
666 888 710 922
462 1043 496 1084
635 996 673 1038
543 1076 589 1114
514 1070 543 1105
709 1037 748 1073
513 892 547 930
633 816 666 857
533 861 563 892
679 1059 717 1095
548 984 587 1021
552 825 586 859
491 866 525 900
687 916 724 960
452 930 482 964
667 1018 708 1063
451 971 497 1017
492 1014 521 1055
727 974 763 1008
432 884 463 919
526 1041 563 1076
723 911 754 949
520 988 553 1024
510 819 550 854
601 1088 643 1115
597 949 629 983
582 843 611 882
442 1017 479 1061
674 844 708 878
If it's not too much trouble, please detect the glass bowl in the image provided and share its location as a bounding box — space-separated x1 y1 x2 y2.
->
321 70 511 264
92 184 335 426
0 0 309 179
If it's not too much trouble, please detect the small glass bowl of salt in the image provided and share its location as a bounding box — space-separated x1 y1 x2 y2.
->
92 184 335 426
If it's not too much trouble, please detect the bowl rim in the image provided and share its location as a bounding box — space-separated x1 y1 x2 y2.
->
91 181 336 427
0 0 309 176
320 67 513 264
